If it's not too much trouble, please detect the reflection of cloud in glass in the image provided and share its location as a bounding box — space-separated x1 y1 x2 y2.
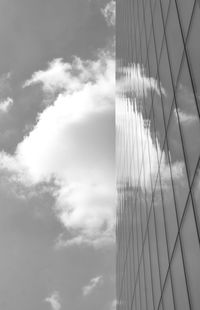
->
116 63 183 192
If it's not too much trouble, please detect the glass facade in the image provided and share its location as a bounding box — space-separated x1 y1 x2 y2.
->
116 0 200 309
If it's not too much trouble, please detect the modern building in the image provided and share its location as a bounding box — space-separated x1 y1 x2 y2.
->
116 0 200 309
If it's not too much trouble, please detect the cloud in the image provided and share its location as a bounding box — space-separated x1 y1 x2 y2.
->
0 97 13 113
45 291 61 310
101 0 115 26
82 275 103 296
0 52 115 247
116 64 183 191
174 108 198 125
117 63 166 98
110 299 118 310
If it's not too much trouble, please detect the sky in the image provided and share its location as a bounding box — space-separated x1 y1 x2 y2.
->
0 1 116 310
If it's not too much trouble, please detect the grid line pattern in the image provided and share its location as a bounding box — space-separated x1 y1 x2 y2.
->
116 0 200 309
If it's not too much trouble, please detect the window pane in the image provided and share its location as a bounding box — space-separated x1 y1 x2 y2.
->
144 0 152 45
181 197 200 310
187 1 200 112
154 184 169 287
193 166 200 229
148 209 161 309
160 0 170 25
152 1 164 60
175 55 200 183
166 103 190 221
176 0 195 39
158 38 174 127
165 0 184 84
171 239 190 310
143 236 154 310
162 271 175 310
160 142 178 257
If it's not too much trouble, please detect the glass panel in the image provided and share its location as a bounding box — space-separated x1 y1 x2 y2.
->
135 280 141 310
176 0 195 39
138 0 145 40
141 27 147 67
166 104 190 221
148 209 161 309
187 1 200 112
152 1 164 60
143 236 154 310
171 239 190 310
162 272 175 310
193 166 200 228
148 31 157 79
158 38 174 127
165 0 184 84
139 262 147 310
175 55 200 183
154 184 169 287
181 197 200 310
144 0 153 45
160 142 178 257
151 92 166 159
129 228 135 303
160 0 170 25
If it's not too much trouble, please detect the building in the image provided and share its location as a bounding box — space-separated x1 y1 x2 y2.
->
116 0 200 309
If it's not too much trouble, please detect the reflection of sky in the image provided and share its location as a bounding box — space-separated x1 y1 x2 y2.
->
116 59 200 309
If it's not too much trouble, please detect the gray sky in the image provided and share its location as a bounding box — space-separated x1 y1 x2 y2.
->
0 1 115 309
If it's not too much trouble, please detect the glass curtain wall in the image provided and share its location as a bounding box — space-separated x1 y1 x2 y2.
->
116 0 200 309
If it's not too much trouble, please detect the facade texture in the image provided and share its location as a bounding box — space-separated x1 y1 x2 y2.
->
116 0 200 309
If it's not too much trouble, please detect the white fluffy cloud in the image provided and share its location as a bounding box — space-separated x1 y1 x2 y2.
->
82 275 103 296
101 0 115 27
0 53 115 247
0 97 13 113
45 291 61 310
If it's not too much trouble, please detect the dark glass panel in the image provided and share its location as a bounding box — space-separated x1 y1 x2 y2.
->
148 31 157 79
160 0 170 25
187 1 200 111
148 208 162 309
170 239 190 310
144 0 153 45
181 197 200 310
175 55 200 183
143 237 154 310
160 142 178 257
154 184 169 287
193 166 200 229
158 38 174 127
166 103 190 221
152 0 164 60
176 0 195 39
165 0 184 84
162 272 175 310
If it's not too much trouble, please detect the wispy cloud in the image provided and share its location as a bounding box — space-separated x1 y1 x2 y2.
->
0 97 13 113
101 0 115 26
45 291 61 310
82 275 103 296
174 108 198 125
